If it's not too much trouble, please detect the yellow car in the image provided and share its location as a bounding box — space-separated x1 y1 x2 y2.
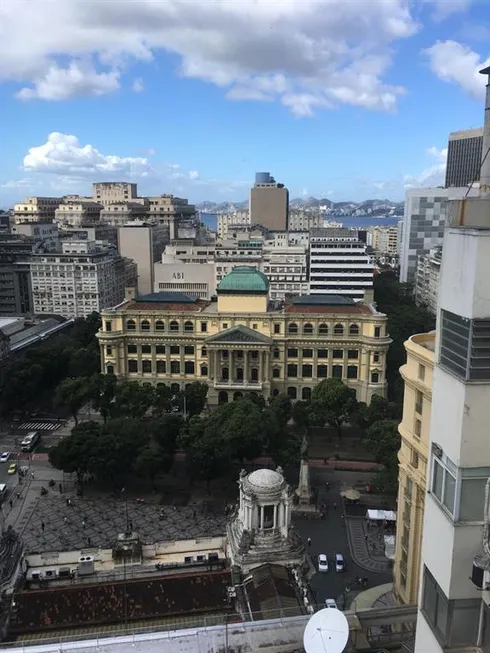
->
7 463 17 475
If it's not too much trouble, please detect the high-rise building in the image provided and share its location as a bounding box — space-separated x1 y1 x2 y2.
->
368 226 399 255
309 228 373 301
117 222 169 296
414 66 490 653
249 172 289 231
414 247 442 314
393 331 435 605
445 128 483 188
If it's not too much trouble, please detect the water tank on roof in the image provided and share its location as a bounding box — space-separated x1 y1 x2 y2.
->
255 172 271 184
78 555 95 576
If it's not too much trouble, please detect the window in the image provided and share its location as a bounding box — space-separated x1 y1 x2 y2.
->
347 365 358 379
252 323 258 330
414 418 422 438
222 367 229 381
302 387 312 401
156 360 166 374
170 360 180 374
347 349 359 359
319 323 328 335
126 319 136 331
415 390 423 414
106 346 112 356
106 365 114 375
318 364 328 378
287 364 298 378
141 344 151 354
273 348 280 359
184 346 195 355
274 323 281 334
333 349 343 359
318 349 328 358
272 367 280 378
154 345 165 355
170 345 180 355
105 321 112 332
422 567 449 645
222 323 228 329
431 455 457 516
184 321 194 332
411 449 419 469
141 320 150 331
251 368 259 382
184 361 195 374
201 322 207 332
142 360 152 373
127 344 137 354
302 364 313 378
302 349 313 358
128 360 138 373
373 351 380 363
349 324 360 335
287 348 298 358
288 323 298 334
170 320 179 332
333 323 344 335
303 323 313 334
287 387 297 400
222 350 229 359
419 364 426 381
374 326 381 337
371 372 379 383
200 365 208 377
332 365 343 379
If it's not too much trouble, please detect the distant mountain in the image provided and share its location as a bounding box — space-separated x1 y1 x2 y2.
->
197 197 403 215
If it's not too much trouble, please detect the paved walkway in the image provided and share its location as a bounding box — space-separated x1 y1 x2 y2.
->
350 582 395 610
345 516 393 573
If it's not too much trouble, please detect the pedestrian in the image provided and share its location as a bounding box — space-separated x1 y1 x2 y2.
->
68 498 72 507
9 500 12 509
364 534 368 542
307 537 312 546
66 497 70 507
63 517 68 525
41 521 45 532
333 502 337 511
59 483 62 494
87 537 91 546
82 519 86 528
31 471 35 480
129 521 133 531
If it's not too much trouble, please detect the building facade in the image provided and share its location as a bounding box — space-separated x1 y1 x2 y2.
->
287 211 324 232
100 202 149 226
54 201 103 227
414 247 442 314
92 182 138 206
368 226 399 255
445 128 483 188
13 197 61 224
394 332 435 605
217 211 251 239
261 244 309 300
249 172 289 231
0 235 37 315
98 267 390 407
309 228 373 301
117 222 169 296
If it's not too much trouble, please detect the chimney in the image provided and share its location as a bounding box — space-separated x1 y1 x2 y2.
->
479 66 490 199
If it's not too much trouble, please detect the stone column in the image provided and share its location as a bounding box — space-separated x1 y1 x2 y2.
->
244 350 249 384
273 504 278 529
260 505 264 530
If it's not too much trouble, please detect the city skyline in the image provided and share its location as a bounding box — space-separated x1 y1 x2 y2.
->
1 0 489 206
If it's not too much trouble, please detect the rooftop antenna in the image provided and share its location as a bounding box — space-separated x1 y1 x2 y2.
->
303 608 349 653
477 66 490 200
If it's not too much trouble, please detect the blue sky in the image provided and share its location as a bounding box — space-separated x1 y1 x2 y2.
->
0 0 489 207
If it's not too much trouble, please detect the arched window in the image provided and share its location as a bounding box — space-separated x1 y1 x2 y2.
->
169 320 179 332
184 320 194 332
334 323 344 335
272 389 280 397
288 323 298 334
302 387 312 401
171 383 180 394
126 319 136 331
319 323 328 335
287 387 297 400
371 372 380 383
155 320 165 331
141 320 150 331
303 323 313 335
251 368 259 382
349 324 360 336
272 367 280 378
236 368 244 381
201 365 208 377
201 346 207 357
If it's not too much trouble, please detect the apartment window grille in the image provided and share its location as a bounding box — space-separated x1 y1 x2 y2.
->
141 345 151 354
184 346 195 355
170 361 180 374
303 323 313 334
169 321 179 332
156 360 166 374
332 349 343 359
155 320 165 331
332 365 343 379
141 320 150 331
126 320 136 331
303 349 313 358
349 324 360 335
287 348 298 358
127 344 137 354
302 364 313 378
333 324 344 335
170 345 180 355
347 349 359 359
184 361 195 375
156 345 165 355
142 360 152 373
319 323 328 335
288 323 298 334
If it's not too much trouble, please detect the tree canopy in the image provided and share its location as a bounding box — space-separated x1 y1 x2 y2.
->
311 378 358 437
364 419 401 494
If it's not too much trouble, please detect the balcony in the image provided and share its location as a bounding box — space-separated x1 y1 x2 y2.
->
214 379 263 391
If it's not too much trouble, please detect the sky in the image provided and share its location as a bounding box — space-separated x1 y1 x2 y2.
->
0 0 489 207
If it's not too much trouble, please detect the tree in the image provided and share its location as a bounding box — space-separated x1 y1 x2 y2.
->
68 346 100 378
89 373 117 422
179 416 229 492
54 377 92 424
364 419 401 493
134 447 170 489
290 400 311 432
149 415 182 456
176 381 208 417
49 421 101 485
354 394 402 432
269 394 292 426
152 384 173 417
213 399 264 462
112 380 154 418
311 378 357 438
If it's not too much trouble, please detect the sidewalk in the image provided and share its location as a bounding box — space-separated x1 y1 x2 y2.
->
345 515 393 573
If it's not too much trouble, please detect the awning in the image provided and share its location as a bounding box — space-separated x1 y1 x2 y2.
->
366 509 397 521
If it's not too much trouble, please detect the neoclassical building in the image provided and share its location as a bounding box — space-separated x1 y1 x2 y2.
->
97 266 390 406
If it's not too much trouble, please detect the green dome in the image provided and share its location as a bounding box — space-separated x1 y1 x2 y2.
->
217 266 269 294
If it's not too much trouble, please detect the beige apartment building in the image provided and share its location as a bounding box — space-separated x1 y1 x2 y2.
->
13 197 61 224
249 172 289 231
393 331 435 605
98 266 390 407
92 182 138 206
117 222 169 295
54 201 103 227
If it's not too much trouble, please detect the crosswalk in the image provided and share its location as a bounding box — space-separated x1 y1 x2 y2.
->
17 422 62 432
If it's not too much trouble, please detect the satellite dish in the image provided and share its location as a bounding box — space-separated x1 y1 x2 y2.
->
303 608 349 653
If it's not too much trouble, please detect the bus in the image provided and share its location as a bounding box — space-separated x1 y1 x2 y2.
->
21 432 40 452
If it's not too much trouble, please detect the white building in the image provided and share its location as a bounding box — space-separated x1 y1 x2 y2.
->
414 247 442 314
13 197 61 224
217 211 250 238
309 228 373 301
368 225 399 255
30 240 133 318
261 242 308 300
414 64 490 653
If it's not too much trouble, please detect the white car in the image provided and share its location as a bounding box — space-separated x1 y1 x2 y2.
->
0 452 10 463
335 553 346 573
325 598 338 609
317 553 329 572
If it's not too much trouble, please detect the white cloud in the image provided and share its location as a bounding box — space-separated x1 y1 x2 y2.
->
188 170 200 180
423 0 471 21
424 40 490 99
404 146 448 188
23 132 153 177
132 78 144 93
0 0 421 114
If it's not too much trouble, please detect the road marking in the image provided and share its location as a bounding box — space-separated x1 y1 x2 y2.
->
18 422 62 431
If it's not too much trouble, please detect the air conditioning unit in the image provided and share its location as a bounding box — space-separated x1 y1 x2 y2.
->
78 555 95 576
44 569 57 579
471 557 490 589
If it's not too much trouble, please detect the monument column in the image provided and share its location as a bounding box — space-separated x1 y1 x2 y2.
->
273 505 278 529
259 505 264 530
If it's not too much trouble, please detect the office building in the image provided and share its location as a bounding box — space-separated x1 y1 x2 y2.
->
309 228 373 301
287 210 324 231
394 331 435 605
0 235 36 315
147 195 196 237
54 200 103 227
399 186 478 283
30 240 136 318
92 182 139 206
154 260 216 299
217 211 251 238
414 66 490 653
58 224 118 247
117 222 169 295
100 202 149 226
249 172 289 231
13 197 61 224
445 128 483 188
98 266 390 406
368 226 399 255
261 243 309 300
415 247 442 314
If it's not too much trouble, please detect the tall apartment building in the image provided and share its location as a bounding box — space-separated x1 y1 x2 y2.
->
261 243 308 300
30 240 135 318
54 200 103 227
100 202 149 226
217 212 251 239
249 172 289 231
92 182 138 206
414 65 490 653
0 235 36 315
287 211 324 231
13 197 61 224
394 331 435 605
368 226 399 255
309 228 373 301
117 222 169 295
399 186 478 283
445 128 483 188
415 247 442 314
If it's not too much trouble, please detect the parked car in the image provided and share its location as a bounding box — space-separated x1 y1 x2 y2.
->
0 452 10 463
325 598 338 609
7 463 18 475
335 553 346 572
317 553 329 572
